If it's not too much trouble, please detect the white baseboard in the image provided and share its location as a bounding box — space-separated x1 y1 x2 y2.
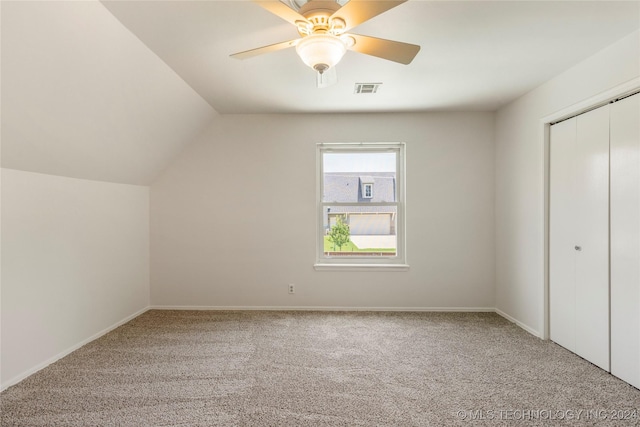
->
494 308 541 338
150 305 496 312
0 306 150 392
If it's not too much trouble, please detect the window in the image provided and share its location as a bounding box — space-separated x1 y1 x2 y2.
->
315 142 408 270
362 182 373 198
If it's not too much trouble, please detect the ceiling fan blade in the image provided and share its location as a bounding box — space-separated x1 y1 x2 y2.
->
331 0 407 32
348 34 420 65
252 0 309 27
317 67 338 88
230 39 300 60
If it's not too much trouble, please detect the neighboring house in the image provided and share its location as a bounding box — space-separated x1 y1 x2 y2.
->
323 172 396 235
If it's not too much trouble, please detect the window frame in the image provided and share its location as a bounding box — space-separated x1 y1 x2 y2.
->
314 142 408 271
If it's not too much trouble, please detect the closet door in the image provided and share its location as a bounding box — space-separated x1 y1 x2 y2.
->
574 106 610 371
611 93 640 388
550 105 609 371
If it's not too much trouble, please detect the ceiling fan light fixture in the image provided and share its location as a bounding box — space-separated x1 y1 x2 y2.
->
295 34 347 73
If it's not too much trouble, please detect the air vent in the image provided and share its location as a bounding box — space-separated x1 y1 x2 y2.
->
354 83 382 94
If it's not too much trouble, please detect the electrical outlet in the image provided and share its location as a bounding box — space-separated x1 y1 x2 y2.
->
288 284 295 294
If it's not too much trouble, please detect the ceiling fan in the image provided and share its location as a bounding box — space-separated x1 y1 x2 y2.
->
230 0 420 88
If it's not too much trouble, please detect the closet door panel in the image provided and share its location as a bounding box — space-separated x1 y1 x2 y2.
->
611 93 640 388
550 118 577 352
574 105 610 371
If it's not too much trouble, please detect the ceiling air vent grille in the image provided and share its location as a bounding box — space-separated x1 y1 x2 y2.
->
354 83 382 94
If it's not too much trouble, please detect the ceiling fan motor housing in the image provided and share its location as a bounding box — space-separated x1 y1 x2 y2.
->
296 1 346 37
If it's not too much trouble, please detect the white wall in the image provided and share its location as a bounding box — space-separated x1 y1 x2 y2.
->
495 30 640 336
150 112 495 309
1 1 215 185
1 169 150 388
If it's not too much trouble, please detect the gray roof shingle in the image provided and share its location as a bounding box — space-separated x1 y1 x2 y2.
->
323 172 396 203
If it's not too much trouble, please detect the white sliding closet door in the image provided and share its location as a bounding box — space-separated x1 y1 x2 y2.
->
574 106 610 371
611 93 640 388
550 105 610 371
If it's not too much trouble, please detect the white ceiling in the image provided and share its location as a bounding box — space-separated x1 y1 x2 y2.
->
102 0 640 114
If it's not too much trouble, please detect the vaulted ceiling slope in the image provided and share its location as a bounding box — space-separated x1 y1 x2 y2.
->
102 0 640 114
1 1 216 185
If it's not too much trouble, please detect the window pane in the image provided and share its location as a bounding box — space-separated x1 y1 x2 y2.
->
323 152 396 173
323 152 396 203
323 206 397 257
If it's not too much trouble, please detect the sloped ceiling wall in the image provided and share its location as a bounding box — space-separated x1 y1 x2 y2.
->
1 1 215 185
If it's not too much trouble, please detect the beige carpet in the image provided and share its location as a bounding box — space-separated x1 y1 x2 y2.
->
1 310 639 426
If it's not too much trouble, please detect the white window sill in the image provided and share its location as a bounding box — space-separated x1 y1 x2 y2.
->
314 263 410 272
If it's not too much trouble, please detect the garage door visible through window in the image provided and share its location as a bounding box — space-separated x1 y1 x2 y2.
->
349 214 391 235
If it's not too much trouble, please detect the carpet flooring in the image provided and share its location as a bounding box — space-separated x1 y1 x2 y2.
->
1 310 640 426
